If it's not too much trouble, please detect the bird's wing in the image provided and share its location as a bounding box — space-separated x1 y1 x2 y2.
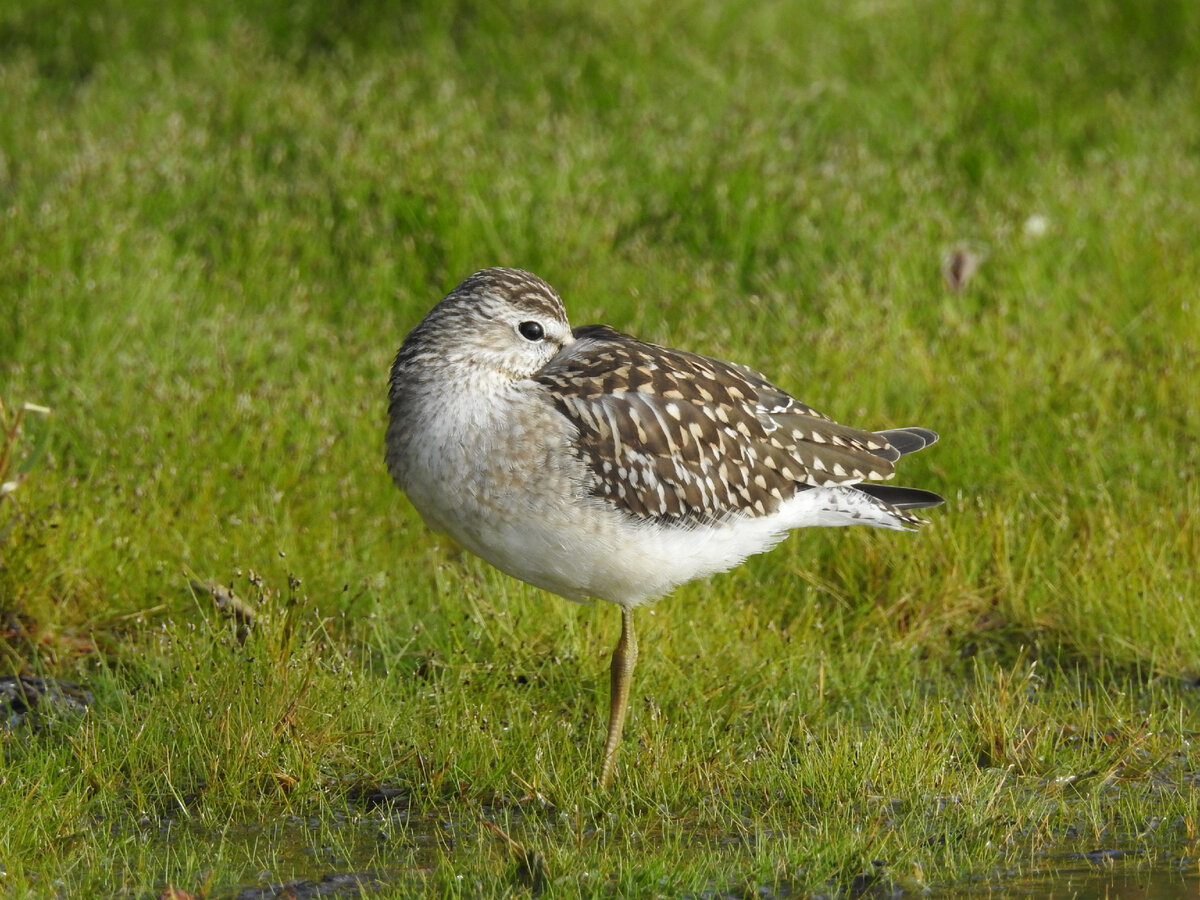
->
532 325 902 525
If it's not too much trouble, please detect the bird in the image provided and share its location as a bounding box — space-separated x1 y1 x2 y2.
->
386 267 942 788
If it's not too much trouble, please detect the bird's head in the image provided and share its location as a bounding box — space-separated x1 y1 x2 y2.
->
397 267 575 384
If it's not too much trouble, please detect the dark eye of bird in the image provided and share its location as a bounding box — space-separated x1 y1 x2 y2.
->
518 321 545 342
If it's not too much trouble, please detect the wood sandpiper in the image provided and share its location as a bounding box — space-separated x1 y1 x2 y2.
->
386 267 942 787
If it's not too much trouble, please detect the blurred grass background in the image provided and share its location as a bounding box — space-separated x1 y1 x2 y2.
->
1 0 1198 897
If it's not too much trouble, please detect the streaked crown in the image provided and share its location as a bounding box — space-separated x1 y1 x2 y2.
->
391 267 575 383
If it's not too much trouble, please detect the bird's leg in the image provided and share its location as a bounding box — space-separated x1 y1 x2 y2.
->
599 605 638 789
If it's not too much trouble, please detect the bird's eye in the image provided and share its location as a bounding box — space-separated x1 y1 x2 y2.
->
518 321 545 342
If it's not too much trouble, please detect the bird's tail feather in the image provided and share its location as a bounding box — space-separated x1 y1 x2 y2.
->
854 482 944 511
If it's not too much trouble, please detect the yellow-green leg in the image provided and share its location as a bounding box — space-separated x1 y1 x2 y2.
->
599 606 638 789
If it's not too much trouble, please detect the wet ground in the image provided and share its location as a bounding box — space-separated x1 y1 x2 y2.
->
0 674 93 728
139 795 1198 900
137 789 436 899
946 864 1200 899
4 682 1192 900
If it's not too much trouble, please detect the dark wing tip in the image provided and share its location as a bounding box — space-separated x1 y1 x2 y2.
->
874 427 939 459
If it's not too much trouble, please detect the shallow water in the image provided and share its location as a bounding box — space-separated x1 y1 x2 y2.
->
133 794 1200 900
947 865 1200 899
135 797 439 898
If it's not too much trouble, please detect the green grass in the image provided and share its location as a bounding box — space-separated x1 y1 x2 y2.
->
2 0 1199 896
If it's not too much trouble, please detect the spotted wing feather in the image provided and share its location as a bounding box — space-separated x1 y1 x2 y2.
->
534 325 909 526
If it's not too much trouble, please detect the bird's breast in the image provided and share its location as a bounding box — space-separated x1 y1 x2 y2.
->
387 379 585 541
